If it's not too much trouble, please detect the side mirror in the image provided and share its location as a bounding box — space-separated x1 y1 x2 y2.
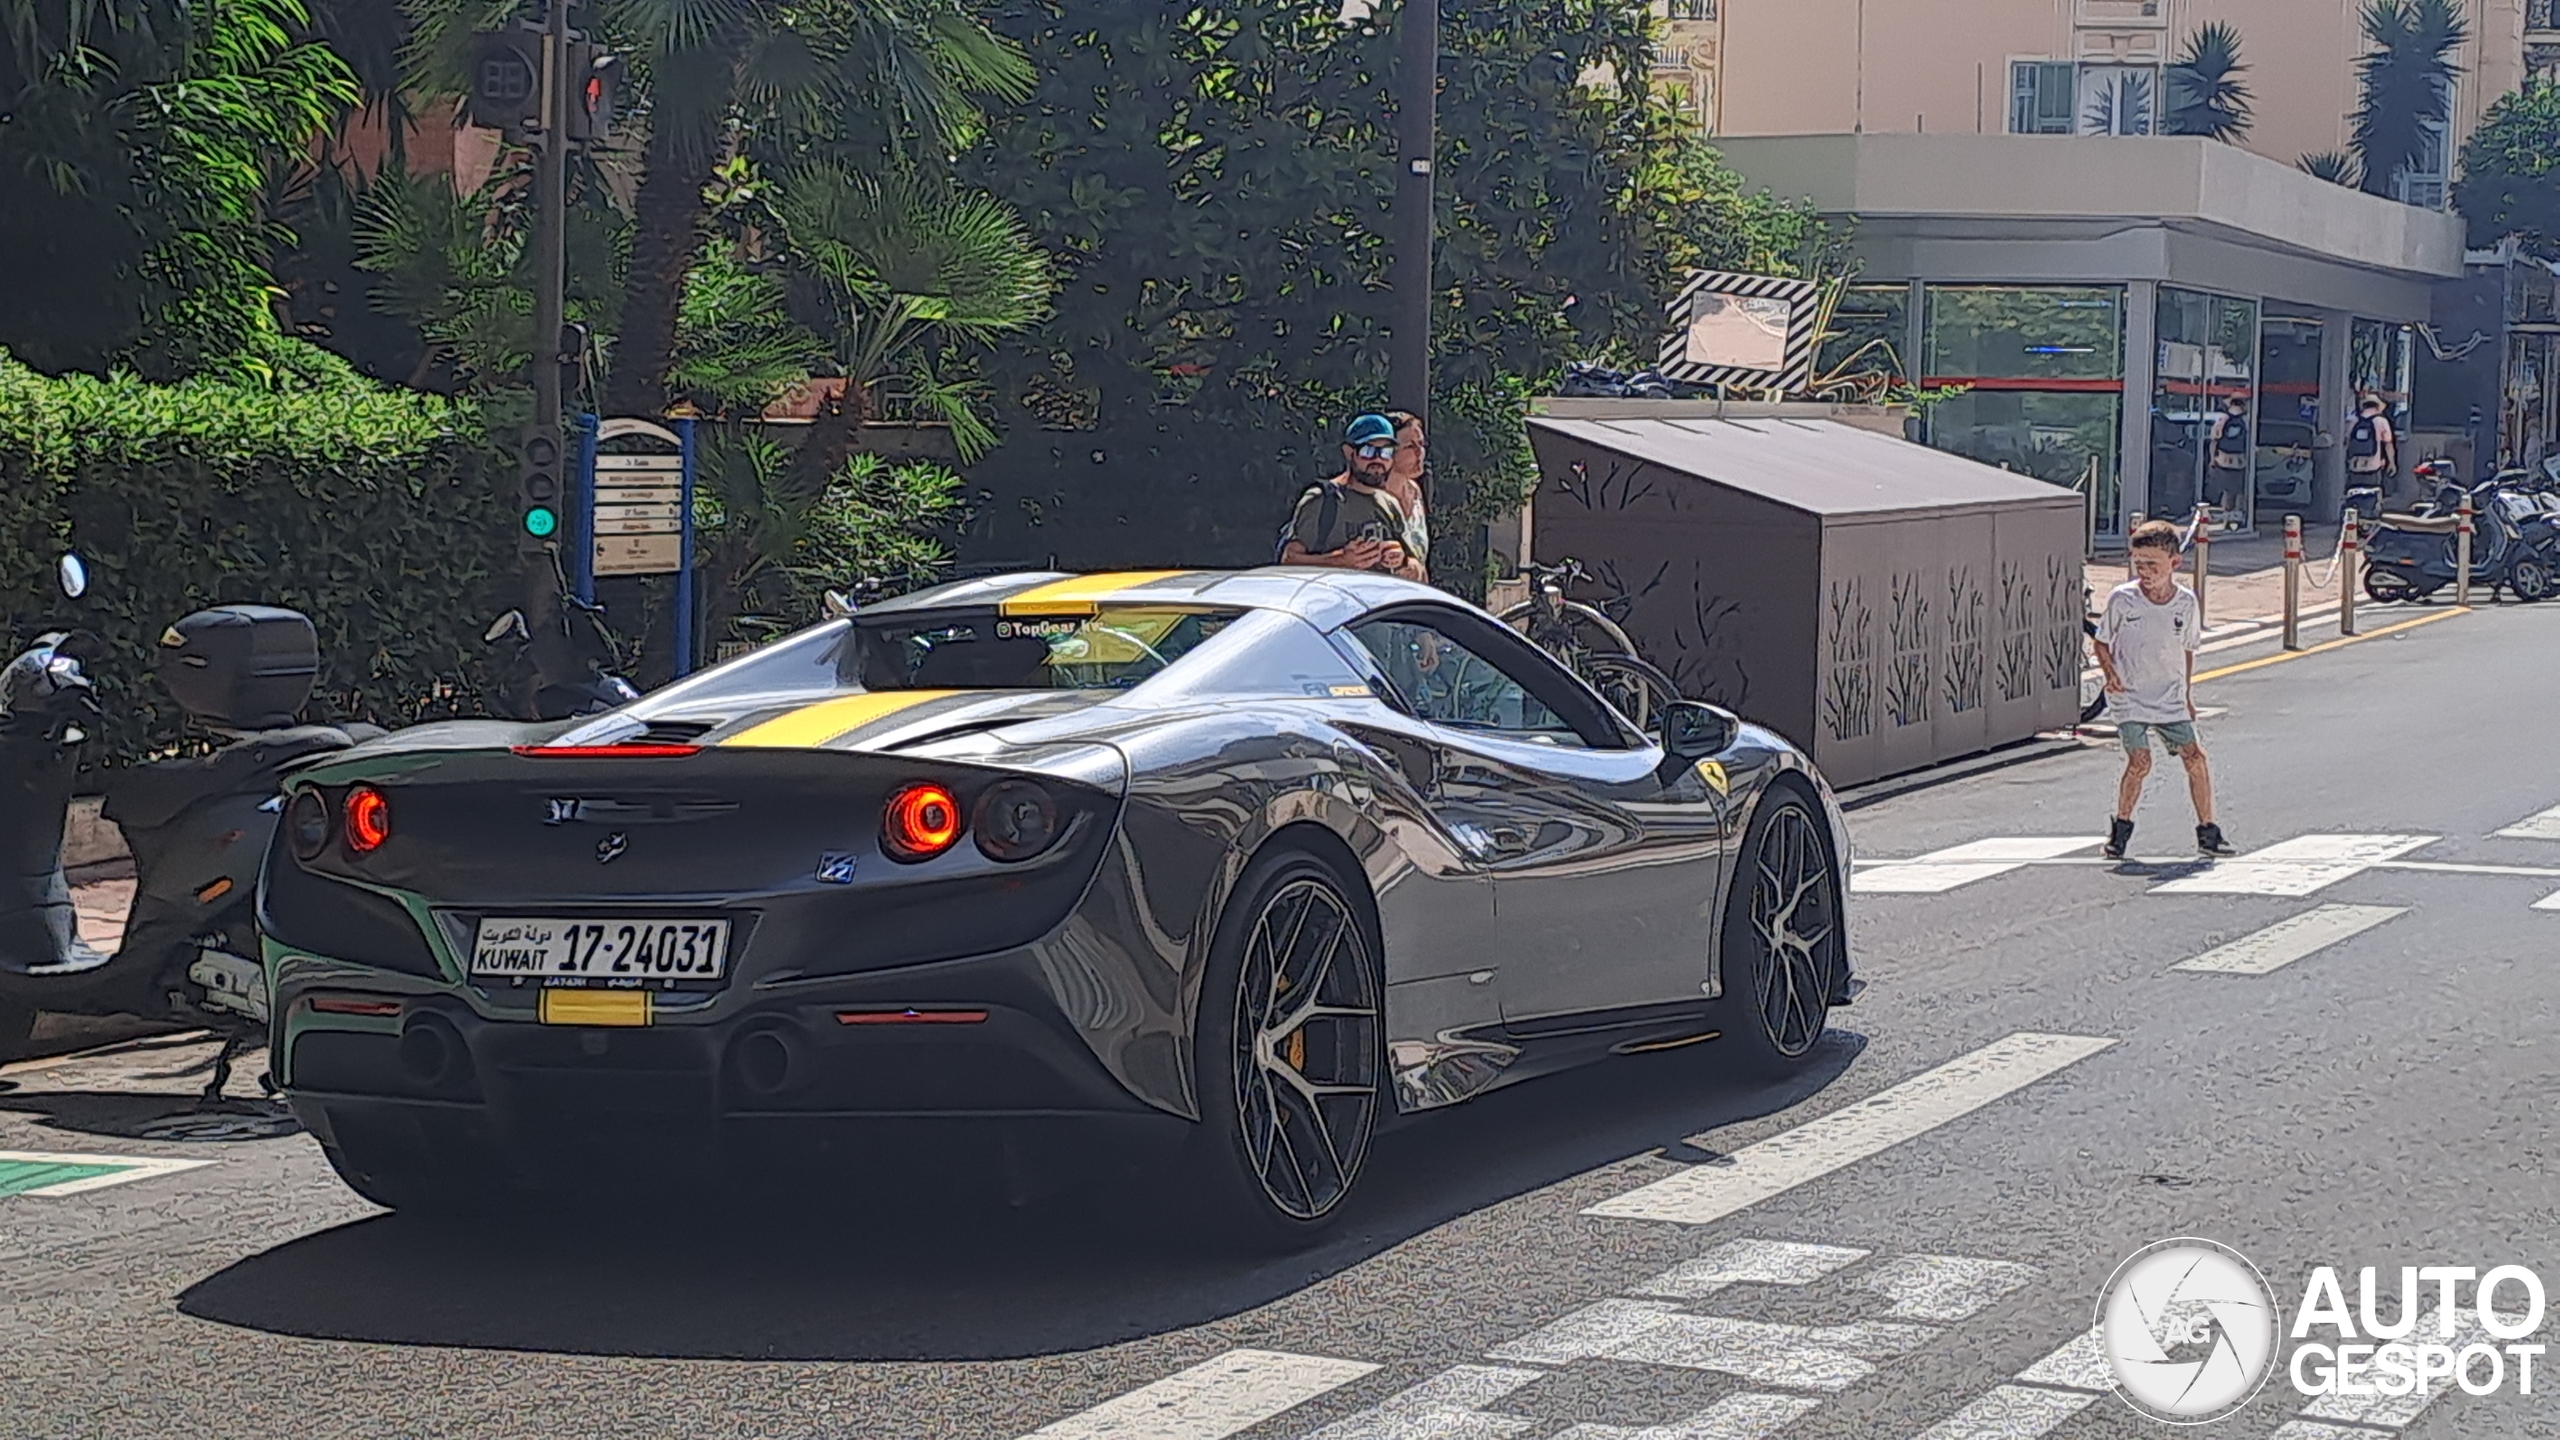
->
823 589 855 620
1661 700 1737 762
57 554 86 599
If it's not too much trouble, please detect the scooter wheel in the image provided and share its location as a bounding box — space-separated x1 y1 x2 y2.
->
2510 558 2554 603
2363 569 2414 603
0 999 33 1065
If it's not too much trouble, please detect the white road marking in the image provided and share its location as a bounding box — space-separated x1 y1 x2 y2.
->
1302 1364 1541 1440
1905 1385 2100 1439
2496 801 2560 839
2268 1425 2385 1439
1584 1033 2117 1226
2011 1328 2111 1391
0 1149 214 1197
1548 1393 1824 1440
2149 834 2435 897
1853 1255 2040 1323
2537 888 2560 911
1018 1349 1378 1440
2170 904 2408 975
1628 1240 1871 1300
1487 1299 1930 1391
2382 859 2560 878
1852 838 2099 894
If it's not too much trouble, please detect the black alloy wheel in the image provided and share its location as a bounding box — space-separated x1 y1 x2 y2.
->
1193 848 1382 1239
1712 791 1840 1075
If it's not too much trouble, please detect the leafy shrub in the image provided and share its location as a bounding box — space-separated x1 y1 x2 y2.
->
0 345 514 764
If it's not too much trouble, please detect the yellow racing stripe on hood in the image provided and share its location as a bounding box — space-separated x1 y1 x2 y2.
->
997 570 1193 616
717 690 963 749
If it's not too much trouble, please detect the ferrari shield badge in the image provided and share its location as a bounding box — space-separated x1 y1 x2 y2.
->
1694 759 1729 796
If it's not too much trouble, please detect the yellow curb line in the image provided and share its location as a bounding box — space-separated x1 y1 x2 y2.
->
2193 605 2471 685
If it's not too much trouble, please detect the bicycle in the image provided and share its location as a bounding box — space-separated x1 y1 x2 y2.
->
1498 558 1682 730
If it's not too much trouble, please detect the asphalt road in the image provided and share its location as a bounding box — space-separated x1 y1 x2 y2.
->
4 599 2555 1440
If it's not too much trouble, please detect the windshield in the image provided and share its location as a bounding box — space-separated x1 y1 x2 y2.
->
845 606 1243 691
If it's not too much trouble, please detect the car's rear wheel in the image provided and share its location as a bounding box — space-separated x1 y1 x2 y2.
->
0 999 34 1065
316 1114 477 1216
1189 846 1382 1245
1710 789 1840 1077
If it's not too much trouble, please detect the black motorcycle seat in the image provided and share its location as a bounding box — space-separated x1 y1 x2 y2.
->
103 726 361 831
2375 513 2461 534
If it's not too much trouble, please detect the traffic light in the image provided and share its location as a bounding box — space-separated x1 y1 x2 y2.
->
464 27 543 137
519 424 564 546
566 44 622 143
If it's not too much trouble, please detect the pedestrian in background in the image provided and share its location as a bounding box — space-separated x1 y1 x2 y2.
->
2095 518 2234 860
2206 394 2249 512
1380 409 1432 578
1279 413 1426 581
2346 391 2397 498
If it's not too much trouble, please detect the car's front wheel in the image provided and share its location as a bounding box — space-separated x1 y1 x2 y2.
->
1710 788 1841 1077
1188 845 1383 1245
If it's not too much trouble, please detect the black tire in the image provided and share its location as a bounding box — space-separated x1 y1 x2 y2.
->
2510 557 2554 603
1708 788 1841 1078
1187 845 1383 1245
316 1115 478 1216
0 998 33 1065
2363 568 2414 603
1581 654 1681 731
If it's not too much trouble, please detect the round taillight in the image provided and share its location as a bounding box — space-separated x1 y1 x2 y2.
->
882 782 962 862
288 789 330 860
974 780 1061 862
343 785 391 854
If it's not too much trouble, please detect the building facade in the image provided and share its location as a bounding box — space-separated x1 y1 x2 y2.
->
1714 0 2528 210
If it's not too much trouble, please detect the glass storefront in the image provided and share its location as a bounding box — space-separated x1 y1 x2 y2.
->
1816 283 1909 386
1919 285 2125 535
2351 318 2414 434
2150 286 2258 528
2253 316 2324 519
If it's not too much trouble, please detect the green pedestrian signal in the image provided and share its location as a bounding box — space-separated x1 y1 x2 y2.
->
524 506 559 538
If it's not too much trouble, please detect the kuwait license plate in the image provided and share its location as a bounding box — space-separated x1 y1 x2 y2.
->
469 917 731 984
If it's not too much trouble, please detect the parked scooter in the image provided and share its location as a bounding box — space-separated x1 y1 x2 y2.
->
2361 463 2559 603
482 568 640 721
0 557 378 1089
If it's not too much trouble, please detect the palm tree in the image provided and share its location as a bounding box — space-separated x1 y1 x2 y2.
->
2163 21 2252 141
2351 0 2468 199
772 163 1053 492
2300 150 2363 186
406 0 1031 417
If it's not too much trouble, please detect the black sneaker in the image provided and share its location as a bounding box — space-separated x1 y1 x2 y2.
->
2197 823 2236 857
2103 817 2134 860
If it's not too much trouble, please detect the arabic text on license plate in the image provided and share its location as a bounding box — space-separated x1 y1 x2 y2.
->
470 918 730 983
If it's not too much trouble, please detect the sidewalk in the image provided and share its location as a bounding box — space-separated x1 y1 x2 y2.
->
2085 520 2346 632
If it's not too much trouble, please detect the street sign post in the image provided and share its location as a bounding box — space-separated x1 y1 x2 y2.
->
577 416 700 676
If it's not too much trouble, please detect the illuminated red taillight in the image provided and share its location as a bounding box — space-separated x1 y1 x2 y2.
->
343 785 391 853
882 782 963 861
310 995 402 1017
510 744 701 758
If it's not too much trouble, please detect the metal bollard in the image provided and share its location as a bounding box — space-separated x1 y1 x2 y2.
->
2128 512 2146 578
2456 492 2475 607
2282 514 2303 651
2191 503 2212 627
2341 507 2361 636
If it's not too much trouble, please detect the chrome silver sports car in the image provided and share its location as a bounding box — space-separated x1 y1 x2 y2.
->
266 568 1855 1239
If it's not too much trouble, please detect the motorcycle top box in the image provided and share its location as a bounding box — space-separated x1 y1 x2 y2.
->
157 605 318 729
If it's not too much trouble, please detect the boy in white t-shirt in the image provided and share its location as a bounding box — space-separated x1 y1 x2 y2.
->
2094 519 2235 860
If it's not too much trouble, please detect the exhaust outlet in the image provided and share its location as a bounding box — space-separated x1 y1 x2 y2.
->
398 1015 464 1090
731 1027 798 1099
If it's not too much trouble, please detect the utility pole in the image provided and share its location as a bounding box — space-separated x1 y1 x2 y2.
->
1389 0 1437 425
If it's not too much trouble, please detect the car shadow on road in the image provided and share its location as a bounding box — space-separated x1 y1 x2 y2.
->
0 1089 303 1143
175 1029 1865 1362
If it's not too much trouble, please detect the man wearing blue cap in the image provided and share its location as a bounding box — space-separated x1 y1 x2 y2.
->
1279 413 1426 580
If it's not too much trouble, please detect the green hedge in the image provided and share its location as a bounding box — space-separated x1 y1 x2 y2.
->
0 345 516 764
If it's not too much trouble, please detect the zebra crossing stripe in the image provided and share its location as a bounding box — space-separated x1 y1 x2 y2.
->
1017 1349 1377 1440
2171 904 2408 975
2149 834 2435 897
1584 1033 2116 1225
2496 802 2560 840
1852 838 2100 894
1902 1328 2109 1439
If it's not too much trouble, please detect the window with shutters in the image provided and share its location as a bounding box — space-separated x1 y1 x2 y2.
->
2010 62 2076 134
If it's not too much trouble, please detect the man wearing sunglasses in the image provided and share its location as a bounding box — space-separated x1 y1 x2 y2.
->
1278 412 1427 580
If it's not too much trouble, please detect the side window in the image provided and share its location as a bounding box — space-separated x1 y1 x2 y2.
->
1347 616 1587 746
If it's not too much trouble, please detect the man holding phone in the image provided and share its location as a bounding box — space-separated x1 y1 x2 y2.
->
1279 413 1427 581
